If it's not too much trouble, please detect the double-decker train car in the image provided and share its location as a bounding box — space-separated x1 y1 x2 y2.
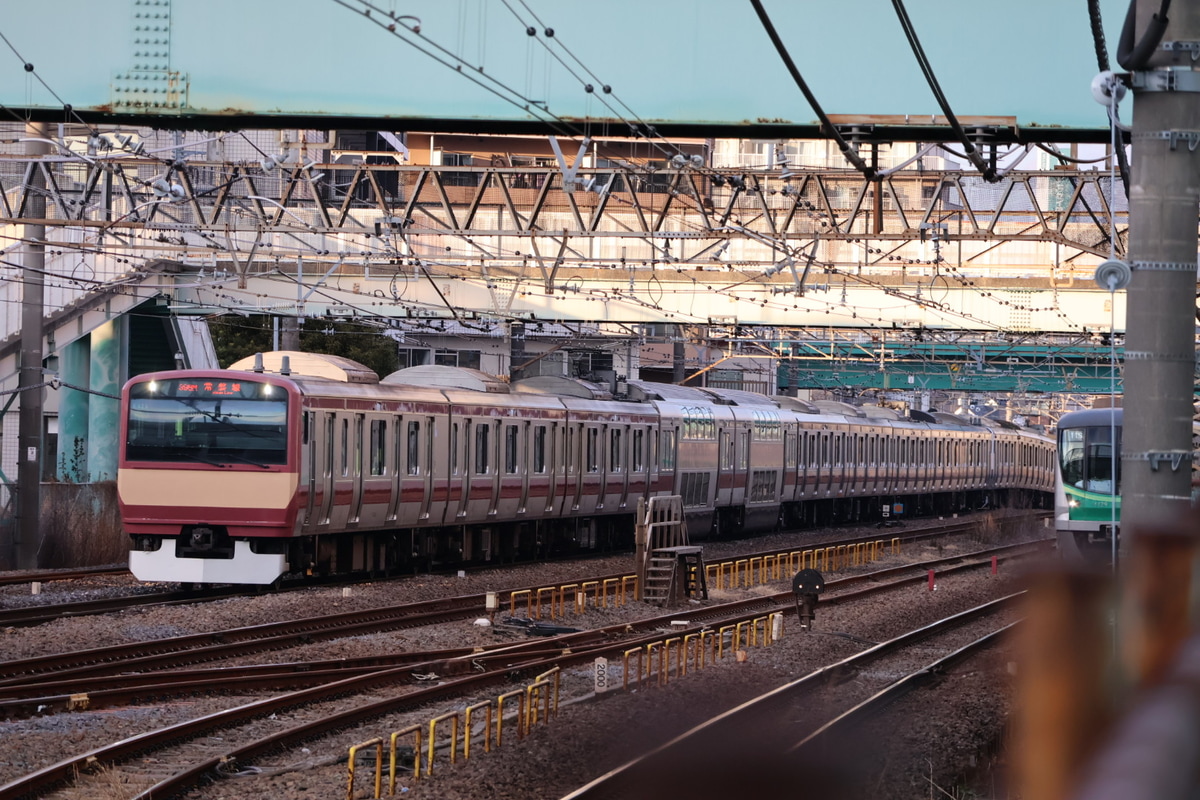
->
118 353 1055 585
1055 407 1122 562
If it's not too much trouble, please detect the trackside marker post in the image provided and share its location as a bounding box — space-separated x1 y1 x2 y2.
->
992 556 998 575
928 570 936 592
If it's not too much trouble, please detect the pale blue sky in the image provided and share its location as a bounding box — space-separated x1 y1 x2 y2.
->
0 1 1125 131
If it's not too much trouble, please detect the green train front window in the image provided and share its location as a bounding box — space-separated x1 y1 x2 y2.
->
1060 424 1121 520
126 378 289 466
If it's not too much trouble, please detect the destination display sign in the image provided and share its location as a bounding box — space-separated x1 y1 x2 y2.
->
131 378 279 400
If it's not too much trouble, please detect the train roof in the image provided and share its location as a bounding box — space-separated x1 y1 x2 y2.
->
511 376 614 400
860 405 901 420
382 366 509 392
810 400 865 418
1058 407 1123 428
228 351 379 383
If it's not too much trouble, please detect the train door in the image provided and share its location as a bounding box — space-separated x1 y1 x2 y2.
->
513 421 530 515
350 413 365 524
628 425 646 507
849 433 860 496
581 423 602 513
613 425 632 510
735 428 750 506
423 413 451 525
542 421 560 515
716 428 734 508
317 414 335 525
449 417 468 522
798 430 811 499
568 422 584 511
301 411 316 528
328 416 352 528
483 419 502 517
660 425 678 497
418 416 436 522
386 415 403 524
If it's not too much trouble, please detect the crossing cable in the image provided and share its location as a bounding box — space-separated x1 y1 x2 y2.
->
889 0 998 183
748 0 876 179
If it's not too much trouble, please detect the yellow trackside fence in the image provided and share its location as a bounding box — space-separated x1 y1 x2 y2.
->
620 613 784 694
348 668 563 797
346 738 383 800
348 613 788 797
701 537 901 592
502 576 637 621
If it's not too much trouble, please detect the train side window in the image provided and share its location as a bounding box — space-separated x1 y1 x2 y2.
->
738 430 749 470
370 419 386 476
662 430 676 470
633 428 644 471
533 425 547 473
407 421 421 475
610 429 622 472
475 423 490 474
586 427 599 473
451 423 460 475
303 412 310 445
505 424 519 474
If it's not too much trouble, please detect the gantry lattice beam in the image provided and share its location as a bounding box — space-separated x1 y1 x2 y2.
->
0 155 1137 387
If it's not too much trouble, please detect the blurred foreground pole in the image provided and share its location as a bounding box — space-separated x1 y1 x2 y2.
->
1120 0 1200 683
1016 570 1112 800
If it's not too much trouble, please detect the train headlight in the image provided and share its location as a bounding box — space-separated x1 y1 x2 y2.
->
262 384 273 396
1068 499 1078 508
147 380 158 394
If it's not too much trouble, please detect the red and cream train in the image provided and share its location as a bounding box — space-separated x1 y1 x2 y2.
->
118 353 1055 585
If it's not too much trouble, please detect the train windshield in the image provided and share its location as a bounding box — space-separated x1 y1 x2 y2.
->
125 378 289 466
1059 425 1120 494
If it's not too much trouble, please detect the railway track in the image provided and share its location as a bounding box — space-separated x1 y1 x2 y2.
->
0 530 1047 693
0 510 1042 630
563 596 1020 800
0 540 1041 800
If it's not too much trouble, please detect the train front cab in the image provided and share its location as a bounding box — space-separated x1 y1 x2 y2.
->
119 371 301 585
1056 408 1122 561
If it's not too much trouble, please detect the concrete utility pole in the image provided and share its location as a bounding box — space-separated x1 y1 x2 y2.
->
1120 2 1200 541
16 123 48 569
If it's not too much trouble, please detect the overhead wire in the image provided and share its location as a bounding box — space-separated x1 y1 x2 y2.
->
748 0 875 179
888 0 998 182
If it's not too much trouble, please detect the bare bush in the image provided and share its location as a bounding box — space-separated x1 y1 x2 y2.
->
39 481 125 567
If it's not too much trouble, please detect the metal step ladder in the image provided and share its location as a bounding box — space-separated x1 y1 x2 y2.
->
634 494 708 606
642 545 708 606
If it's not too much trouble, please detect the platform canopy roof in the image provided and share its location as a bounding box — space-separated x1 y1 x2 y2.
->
0 0 1128 142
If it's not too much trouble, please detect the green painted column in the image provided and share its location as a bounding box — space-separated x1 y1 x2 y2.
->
86 319 124 482
57 338 90 482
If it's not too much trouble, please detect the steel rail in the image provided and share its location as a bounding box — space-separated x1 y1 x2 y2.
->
562 594 1022 800
0 545 1034 799
0 509 1040 630
788 622 1018 751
